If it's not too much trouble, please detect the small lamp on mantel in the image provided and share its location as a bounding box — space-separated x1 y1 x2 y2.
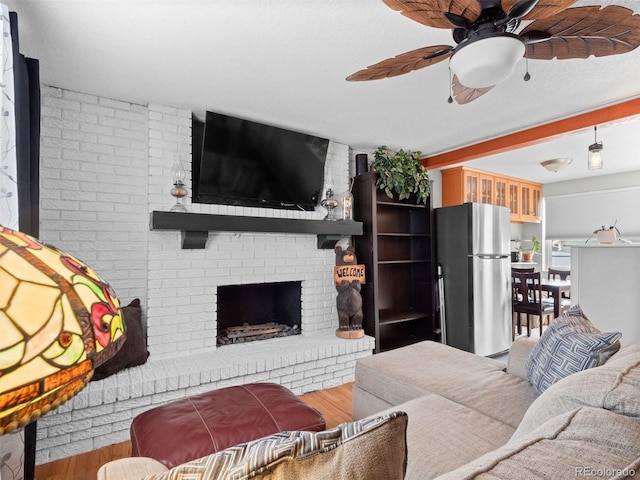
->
321 169 340 221
588 125 604 170
170 155 189 212
0 226 126 435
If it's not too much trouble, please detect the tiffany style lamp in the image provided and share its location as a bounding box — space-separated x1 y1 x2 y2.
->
0 226 126 434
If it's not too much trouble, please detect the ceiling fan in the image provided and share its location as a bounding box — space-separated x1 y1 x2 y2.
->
347 0 640 104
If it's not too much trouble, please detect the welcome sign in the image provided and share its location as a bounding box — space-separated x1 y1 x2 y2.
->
334 264 365 285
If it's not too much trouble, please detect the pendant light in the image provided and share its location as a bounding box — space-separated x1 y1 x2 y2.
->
588 126 603 170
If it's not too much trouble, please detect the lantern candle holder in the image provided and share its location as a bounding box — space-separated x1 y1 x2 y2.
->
170 156 188 212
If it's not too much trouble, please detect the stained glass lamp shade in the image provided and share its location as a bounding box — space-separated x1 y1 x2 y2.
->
0 226 126 434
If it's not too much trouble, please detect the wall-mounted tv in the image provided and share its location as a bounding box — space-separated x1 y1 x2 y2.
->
192 111 329 211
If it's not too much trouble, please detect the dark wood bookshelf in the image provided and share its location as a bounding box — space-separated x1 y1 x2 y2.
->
352 172 437 353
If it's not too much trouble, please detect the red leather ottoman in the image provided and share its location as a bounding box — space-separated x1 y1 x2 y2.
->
130 383 326 468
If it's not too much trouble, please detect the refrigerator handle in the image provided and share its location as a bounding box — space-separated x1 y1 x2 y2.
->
474 254 510 260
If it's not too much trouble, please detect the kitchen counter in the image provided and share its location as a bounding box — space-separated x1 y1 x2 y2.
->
511 262 538 267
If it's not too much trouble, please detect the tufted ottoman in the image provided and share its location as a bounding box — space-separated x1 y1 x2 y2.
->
130 382 326 468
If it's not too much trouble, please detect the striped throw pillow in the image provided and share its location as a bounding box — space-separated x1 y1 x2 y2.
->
526 305 621 394
142 411 407 480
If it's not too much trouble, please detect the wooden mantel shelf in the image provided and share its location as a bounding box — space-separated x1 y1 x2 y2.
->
150 211 363 249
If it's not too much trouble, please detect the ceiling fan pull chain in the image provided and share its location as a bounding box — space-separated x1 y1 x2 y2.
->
447 66 454 104
524 57 531 82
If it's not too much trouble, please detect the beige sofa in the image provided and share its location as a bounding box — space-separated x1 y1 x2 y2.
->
353 338 640 479
98 335 640 479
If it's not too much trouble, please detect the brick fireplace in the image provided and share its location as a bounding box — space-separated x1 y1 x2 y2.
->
217 281 302 345
34 86 374 464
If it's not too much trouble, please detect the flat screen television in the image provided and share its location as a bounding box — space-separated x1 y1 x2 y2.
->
192 111 329 211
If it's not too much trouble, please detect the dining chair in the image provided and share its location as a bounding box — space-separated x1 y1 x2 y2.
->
511 271 555 338
512 266 535 273
548 267 570 285
544 267 571 314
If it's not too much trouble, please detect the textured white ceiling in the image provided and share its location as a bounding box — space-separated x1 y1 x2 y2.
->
5 0 640 184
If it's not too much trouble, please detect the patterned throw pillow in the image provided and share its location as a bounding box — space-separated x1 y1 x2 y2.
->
526 305 621 394
92 298 149 380
141 411 407 480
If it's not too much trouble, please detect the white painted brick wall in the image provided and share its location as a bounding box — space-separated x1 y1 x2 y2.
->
39 86 149 304
145 104 352 358
36 86 374 464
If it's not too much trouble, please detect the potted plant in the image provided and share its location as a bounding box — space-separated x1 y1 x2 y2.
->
370 146 431 205
587 221 620 244
518 236 540 262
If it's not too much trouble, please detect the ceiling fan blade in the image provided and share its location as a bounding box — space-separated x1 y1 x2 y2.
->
507 0 538 20
452 75 493 105
346 45 453 81
521 30 552 44
522 5 640 60
382 0 482 29
444 12 470 29
501 0 577 21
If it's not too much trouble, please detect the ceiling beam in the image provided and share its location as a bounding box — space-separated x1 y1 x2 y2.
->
422 98 640 170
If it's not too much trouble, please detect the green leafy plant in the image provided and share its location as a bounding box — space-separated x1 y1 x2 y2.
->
370 146 431 205
518 236 540 260
586 220 620 243
593 221 620 235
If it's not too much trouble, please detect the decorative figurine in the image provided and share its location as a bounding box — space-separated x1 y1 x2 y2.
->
334 246 365 339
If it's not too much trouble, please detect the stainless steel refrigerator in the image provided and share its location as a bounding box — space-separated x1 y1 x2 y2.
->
435 203 512 357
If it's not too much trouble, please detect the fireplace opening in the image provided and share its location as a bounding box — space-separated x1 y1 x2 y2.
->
217 281 302 345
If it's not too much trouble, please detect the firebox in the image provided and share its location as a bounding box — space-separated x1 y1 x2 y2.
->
217 281 302 345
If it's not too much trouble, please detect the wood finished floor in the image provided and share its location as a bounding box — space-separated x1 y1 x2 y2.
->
34 382 354 480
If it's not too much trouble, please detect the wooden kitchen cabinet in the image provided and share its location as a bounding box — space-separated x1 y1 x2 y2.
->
508 179 520 222
519 182 537 222
479 173 494 204
523 182 542 222
494 176 507 208
441 166 542 223
441 167 478 204
442 166 496 206
464 169 479 203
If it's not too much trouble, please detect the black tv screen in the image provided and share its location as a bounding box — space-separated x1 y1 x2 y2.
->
192 111 329 211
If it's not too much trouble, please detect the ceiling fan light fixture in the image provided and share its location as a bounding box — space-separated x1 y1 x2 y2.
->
541 158 572 172
588 126 603 170
449 34 525 88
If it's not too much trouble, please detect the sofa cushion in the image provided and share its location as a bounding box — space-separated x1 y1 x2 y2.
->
141 411 407 480
436 407 640 480
97 457 167 480
375 394 516 480
513 342 640 439
505 337 537 380
354 340 537 428
526 305 621 394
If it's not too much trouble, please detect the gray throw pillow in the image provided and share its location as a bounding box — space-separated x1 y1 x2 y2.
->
513 342 640 439
526 305 621 394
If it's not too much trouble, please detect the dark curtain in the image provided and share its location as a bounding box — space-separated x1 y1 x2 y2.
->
10 11 40 238
10 12 41 480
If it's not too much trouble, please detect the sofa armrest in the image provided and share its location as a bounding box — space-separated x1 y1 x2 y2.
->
506 337 537 380
97 457 168 480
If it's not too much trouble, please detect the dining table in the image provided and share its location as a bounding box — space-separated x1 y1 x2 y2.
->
540 279 571 318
